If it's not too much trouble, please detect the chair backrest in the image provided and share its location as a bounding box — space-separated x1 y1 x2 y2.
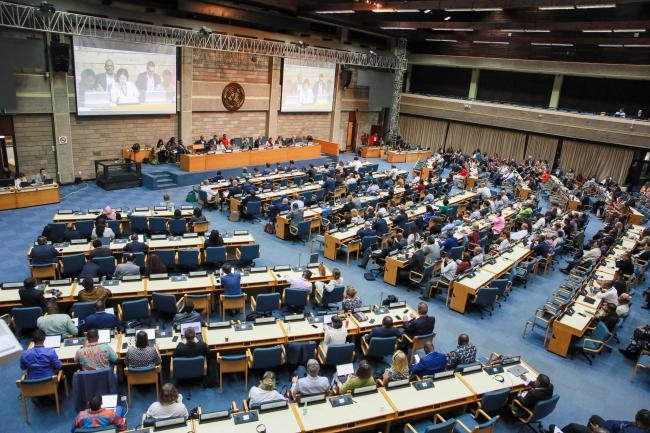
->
475 287 499 305
75 220 94 238
251 345 283 369
106 220 121 236
323 343 355 366
367 336 397 358
480 387 511 413
297 221 312 237
132 251 145 269
529 394 560 422
244 201 261 215
450 246 464 261
424 418 457 433
172 356 205 380
205 246 226 264
476 414 500 432
178 249 200 267
154 250 176 269
592 321 611 342
254 293 280 313
421 263 436 281
92 256 116 276
169 218 187 235
121 298 150 321
360 235 380 252
47 223 67 242
149 217 167 234
321 285 345 305
62 253 86 276
11 306 42 330
72 301 97 321
72 368 118 412
284 288 308 307
240 244 260 261
129 215 148 233
152 292 178 315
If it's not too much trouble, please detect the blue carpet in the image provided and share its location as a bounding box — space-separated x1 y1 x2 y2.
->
0 153 647 433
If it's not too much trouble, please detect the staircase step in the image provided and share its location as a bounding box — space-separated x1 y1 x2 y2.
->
157 181 177 188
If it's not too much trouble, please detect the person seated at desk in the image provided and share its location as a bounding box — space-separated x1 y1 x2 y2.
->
195 136 207 146
143 254 167 277
220 133 230 148
38 302 77 337
101 206 117 221
205 229 224 248
381 350 410 386
89 239 112 259
422 236 441 265
250 371 288 405
371 214 390 236
510 223 530 242
592 280 619 305
123 233 148 253
321 315 348 355
14 172 29 188
208 134 219 150
191 207 206 225
470 246 484 267
314 267 343 299
114 253 140 278
356 221 376 239
530 234 551 258
403 302 435 338
391 205 408 230
20 329 62 379
342 286 362 311
439 232 458 252
83 300 120 331
338 361 375 394
261 162 272 175
291 358 330 398
616 293 631 317
445 333 477 370
560 242 601 274
199 180 218 204
467 223 481 248
365 316 403 343
126 330 161 368
77 278 112 303
494 231 511 253
510 374 553 417
619 324 650 360
456 252 472 276
91 222 115 241
19 277 47 308
406 224 420 246
173 301 203 326
241 189 261 209
75 328 118 371
398 241 425 284
615 251 634 276
31 236 58 265
286 269 313 292
595 303 619 332
159 193 175 209
287 202 305 232
74 393 127 432
559 409 650 433
220 263 242 296
63 223 84 241
410 342 446 376
146 383 189 420
174 327 208 359
266 197 290 223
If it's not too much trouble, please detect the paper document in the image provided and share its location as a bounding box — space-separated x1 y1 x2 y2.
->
336 363 354 376
98 329 111 344
43 335 61 348
105 307 115 315
101 394 118 409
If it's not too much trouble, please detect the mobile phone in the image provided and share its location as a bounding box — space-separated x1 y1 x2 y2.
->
122 343 127 349
369 318 376 324
395 315 401 320
172 336 179 342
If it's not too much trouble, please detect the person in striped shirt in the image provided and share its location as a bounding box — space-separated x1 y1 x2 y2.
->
74 393 126 431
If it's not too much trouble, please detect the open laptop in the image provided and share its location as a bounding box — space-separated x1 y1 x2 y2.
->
179 321 203 341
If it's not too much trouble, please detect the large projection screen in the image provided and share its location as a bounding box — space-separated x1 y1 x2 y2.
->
281 59 336 112
73 37 177 116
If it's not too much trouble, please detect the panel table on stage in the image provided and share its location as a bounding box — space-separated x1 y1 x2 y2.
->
0 184 60 211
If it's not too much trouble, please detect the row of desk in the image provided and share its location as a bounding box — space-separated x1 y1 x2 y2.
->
52 207 195 223
386 150 433 163
127 357 536 433
0 184 60 210
179 144 322 172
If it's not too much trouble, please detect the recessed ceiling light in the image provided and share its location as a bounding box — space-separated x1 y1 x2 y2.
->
423 9 431 13
612 29 645 33
473 40 510 45
380 27 416 30
444 8 472 12
624 44 650 47
575 3 616 9
444 16 451 20
432 28 474 31
425 38 458 42
538 5 575 10
372 9 419 12
525 29 551 33
582 29 612 33
598 44 623 47
315 10 355 14
473 8 502 11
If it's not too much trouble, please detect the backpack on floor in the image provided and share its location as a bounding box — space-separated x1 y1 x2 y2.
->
264 222 275 234
229 210 240 222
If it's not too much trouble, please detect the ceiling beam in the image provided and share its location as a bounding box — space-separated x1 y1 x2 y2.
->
376 20 650 31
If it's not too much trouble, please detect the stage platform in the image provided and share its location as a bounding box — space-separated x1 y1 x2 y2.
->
141 155 337 190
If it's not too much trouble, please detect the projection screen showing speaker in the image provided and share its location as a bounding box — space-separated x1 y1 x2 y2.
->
73 37 177 116
281 59 336 112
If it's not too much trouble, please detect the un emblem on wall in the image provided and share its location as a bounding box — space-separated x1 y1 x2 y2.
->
222 82 245 111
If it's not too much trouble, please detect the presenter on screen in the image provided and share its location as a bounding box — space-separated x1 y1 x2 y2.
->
97 59 116 93
135 61 161 101
313 73 326 103
110 68 139 103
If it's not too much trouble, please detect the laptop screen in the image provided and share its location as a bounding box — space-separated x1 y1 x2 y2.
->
180 322 201 335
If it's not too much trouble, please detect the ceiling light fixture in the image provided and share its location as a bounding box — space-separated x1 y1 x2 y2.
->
473 40 510 45
624 44 650 47
315 10 355 14
432 27 474 31
371 9 419 12
575 3 616 9
473 8 502 11
612 29 645 32
380 26 416 30
582 29 612 33
444 16 451 20
423 9 431 13
538 5 575 10
425 38 458 42
598 44 623 47
444 8 472 12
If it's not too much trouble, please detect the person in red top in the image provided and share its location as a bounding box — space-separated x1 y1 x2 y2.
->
541 171 550 182
359 133 368 146
220 134 229 148
456 252 472 275
75 393 127 431
368 132 379 146
458 167 469 177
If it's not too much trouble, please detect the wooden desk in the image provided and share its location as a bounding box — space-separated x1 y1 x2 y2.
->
204 321 286 351
0 281 76 309
350 304 417 334
386 150 432 163
294 391 395 433
147 237 204 251
195 409 301 433
273 266 332 289
362 147 385 158
122 148 152 163
517 188 532 199
217 270 277 293
457 362 534 396
179 144 321 172
100 279 147 299
56 336 121 366
280 317 360 343
381 377 475 419
547 303 594 357
53 208 194 223
0 184 60 210
146 275 214 296
449 270 499 314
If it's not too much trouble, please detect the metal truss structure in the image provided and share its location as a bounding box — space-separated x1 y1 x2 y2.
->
0 1 404 70
387 38 407 144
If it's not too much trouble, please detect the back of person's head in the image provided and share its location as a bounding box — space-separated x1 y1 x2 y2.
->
537 374 551 388
458 333 469 346
382 316 394 328
423 341 435 354
184 326 196 341
292 202 299 210
356 361 372 380
331 315 343 329
92 239 102 248
86 328 99 343
414 240 422 249
260 371 276 391
222 264 232 274
193 208 202 218
125 253 135 263
346 286 357 298
23 277 36 290
136 330 149 348
160 383 179 406
37 236 47 245
130 233 139 242
391 350 408 372
303 269 312 279
174 209 182 218
184 301 195 313
635 410 650 430
82 278 95 291
209 230 221 242
95 224 105 237
66 223 75 230
163 194 170 202
32 328 46 344
332 268 341 279
89 393 102 411
306 359 320 377
417 302 428 316
95 300 105 312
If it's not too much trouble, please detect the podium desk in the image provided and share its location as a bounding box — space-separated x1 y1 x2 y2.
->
123 148 152 163
350 304 417 334
205 321 285 351
294 391 395 433
195 408 301 433
386 150 431 163
457 362 535 396
4 184 60 209
55 336 121 366
361 146 384 158
381 377 476 419
146 275 214 295
146 236 204 251
547 303 595 357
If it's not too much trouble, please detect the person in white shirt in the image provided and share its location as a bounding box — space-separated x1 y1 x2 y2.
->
498 191 510 208
616 293 631 316
290 359 330 397
199 180 217 201
291 197 305 210
511 223 529 242
494 232 511 253
349 156 363 172
248 371 288 406
477 183 491 200
614 107 626 118
561 242 601 274
314 268 343 299
320 315 347 354
592 281 619 305
146 383 189 420
424 252 457 300
470 246 484 267
532 216 546 231
110 68 139 102
366 182 380 194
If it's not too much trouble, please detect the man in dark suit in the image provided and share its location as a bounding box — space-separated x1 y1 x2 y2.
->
174 327 209 358
89 239 112 259
356 221 376 239
19 277 47 309
398 241 425 283
511 374 553 417
402 302 435 338
123 234 148 254
63 223 85 242
30 236 58 265
82 300 121 331
323 176 336 194
96 59 116 93
135 61 161 101
372 214 389 236
615 251 634 276
391 206 408 230
364 316 403 343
